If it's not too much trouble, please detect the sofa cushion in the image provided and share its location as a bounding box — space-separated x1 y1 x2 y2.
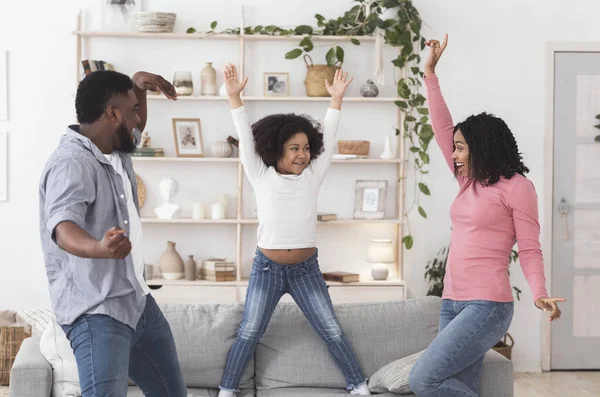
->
368 350 424 394
160 303 254 389
257 388 405 396
38 318 80 397
126 387 256 396
255 297 441 390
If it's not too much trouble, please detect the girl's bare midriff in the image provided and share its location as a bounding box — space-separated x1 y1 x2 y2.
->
259 247 317 265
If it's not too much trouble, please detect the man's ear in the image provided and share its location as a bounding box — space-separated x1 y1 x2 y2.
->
105 104 119 124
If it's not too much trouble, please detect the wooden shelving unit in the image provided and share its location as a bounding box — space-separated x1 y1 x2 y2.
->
73 13 408 302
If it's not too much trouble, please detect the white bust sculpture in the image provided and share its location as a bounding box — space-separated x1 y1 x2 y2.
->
154 177 181 219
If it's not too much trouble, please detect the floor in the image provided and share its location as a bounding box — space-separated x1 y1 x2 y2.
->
1 372 599 396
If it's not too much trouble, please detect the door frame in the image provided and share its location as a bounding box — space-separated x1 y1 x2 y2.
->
543 41 600 371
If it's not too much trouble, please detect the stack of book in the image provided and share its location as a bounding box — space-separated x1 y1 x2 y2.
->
199 258 235 282
132 147 165 157
322 272 360 283
317 213 337 222
81 60 115 75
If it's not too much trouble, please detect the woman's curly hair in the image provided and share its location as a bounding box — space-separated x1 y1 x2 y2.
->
455 112 529 186
251 113 324 167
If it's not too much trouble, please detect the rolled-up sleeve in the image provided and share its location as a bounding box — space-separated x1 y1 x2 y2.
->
43 156 96 242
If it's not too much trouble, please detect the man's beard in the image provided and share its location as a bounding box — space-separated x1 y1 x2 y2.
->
115 122 136 153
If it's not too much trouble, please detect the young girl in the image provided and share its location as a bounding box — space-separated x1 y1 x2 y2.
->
217 64 370 396
408 34 565 397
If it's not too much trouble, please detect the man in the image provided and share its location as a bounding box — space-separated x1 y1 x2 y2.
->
39 70 186 396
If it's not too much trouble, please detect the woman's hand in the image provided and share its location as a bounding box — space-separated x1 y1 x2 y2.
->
424 33 448 78
535 296 566 321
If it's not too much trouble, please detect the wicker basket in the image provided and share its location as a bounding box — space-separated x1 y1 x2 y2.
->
303 55 341 97
133 12 176 33
338 140 370 156
493 332 514 360
0 326 31 385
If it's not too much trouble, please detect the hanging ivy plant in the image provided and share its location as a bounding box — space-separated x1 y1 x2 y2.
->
187 0 432 250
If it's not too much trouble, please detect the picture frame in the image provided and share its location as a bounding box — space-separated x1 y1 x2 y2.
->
264 72 289 97
354 180 387 220
172 118 204 157
0 131 7 201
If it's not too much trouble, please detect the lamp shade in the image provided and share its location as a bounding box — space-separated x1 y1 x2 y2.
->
367 239 394 263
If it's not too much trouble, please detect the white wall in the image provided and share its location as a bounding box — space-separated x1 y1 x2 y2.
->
1 0 599 372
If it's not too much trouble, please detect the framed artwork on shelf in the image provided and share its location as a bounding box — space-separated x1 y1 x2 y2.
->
172 118 204 157
354 180 387 220
264 72 289 97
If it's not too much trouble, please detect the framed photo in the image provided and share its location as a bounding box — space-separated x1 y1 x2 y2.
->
354 180 387 220
172 118 203 157
0 52 7 121
0 131 7 201
264 72 289 97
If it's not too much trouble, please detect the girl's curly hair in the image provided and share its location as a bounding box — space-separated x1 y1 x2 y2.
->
455 112 529 186
251 113 324 167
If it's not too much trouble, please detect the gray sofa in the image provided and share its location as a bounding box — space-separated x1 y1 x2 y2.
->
10 296 513 396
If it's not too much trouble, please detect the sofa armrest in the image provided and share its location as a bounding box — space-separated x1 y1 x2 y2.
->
9 336 52 397
480 349 514 397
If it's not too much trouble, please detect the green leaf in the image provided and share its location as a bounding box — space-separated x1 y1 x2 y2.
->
410 147 420 153
299 37 314 52
351 38 360 45
418 206 427 218
285 48 303 60
419 151 430 164
254 25 263 32
294 25 313 35
395 128 401 136
405 115 416 122
596 114 600 119
417 107 429 115
420 124 434 140
392 55 406 68
210 21 218 30
186 27 196 34
418 182 431 196
394 100 408 109
336 46 345 63
402 235 414 250
326 47 336 66
596 135 600 142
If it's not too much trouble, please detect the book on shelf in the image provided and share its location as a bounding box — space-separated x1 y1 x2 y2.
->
200 269 235 277
82 60 115 76
201 274 236 282
332 154 369 160
201 258 235 271
132 148 165 157
322 272 360 283
317 213 337 221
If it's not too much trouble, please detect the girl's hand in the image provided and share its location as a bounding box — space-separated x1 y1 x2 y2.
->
223 64 248 97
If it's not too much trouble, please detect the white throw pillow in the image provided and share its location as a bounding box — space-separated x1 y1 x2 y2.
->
39 318 81 397
368 350 425 394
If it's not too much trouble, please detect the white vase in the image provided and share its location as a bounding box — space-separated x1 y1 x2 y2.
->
201 62 217 95
380 136 395 159
212 141 233 158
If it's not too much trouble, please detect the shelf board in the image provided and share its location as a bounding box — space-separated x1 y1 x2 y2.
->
132 157 404 164
141 218 237 224
147 277 243 286
147 94 398 103
132 157 239 162
74 31 377 42
141 218 401 225
240 219 402 224
147 277 404 287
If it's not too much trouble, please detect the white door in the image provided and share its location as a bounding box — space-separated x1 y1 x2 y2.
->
552 52 600 369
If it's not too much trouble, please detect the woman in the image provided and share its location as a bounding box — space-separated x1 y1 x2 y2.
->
408 34 565 397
